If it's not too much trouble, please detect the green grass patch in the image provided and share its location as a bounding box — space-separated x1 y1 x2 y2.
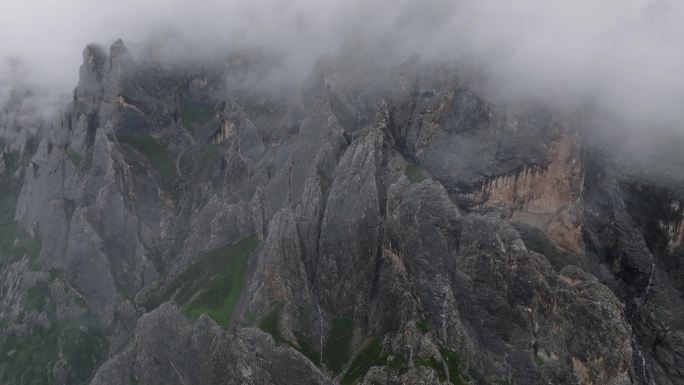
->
0 325 58 385
388 354 408 373
259 307 283 344
440 348 468 385
0 152 42 266
24 281 49 312
243 310 257 324
0 152 22 250
405 164 426 184
324 317 355 374
182 143 221 178
416 319 430 334
65 149 82 167
144 235 258 329
57 327 108 385
2 151 20 175
116 133 176 188
341 335 387 385
257 308 322 367
0 323 106 385
180 100 215 129
198 143 221 169
293 332 321 366
413 349 468 385
417 355 446 382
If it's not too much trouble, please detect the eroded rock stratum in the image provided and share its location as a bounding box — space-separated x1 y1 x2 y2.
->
1 41 683 385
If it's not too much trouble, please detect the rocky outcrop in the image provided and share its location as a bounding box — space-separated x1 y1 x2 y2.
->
479 129 584 252
0 40 682 385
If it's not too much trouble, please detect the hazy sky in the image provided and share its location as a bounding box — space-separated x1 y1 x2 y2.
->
1 0 683 130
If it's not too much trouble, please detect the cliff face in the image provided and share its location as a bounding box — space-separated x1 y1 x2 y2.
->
478 130 584 252
0 41 682 385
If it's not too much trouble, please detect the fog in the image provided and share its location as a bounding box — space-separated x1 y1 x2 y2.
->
1 0 683 131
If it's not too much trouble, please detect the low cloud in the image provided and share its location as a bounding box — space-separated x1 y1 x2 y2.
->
1 0 683 132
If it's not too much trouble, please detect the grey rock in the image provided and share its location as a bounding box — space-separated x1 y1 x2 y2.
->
1 41 682 385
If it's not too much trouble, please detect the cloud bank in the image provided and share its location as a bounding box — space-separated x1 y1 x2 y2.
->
1 0 683 130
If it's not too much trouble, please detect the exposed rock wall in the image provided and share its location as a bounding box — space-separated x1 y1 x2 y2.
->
479 129 584 252
0 40 682 385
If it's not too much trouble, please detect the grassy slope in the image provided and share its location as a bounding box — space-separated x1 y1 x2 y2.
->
324 317 355 374
145 235 258 328
116 133 176 188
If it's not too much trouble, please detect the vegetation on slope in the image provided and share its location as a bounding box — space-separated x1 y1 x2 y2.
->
0 150 41 267
259 306 283 344
116 132 176 189
440 348 469 385
1 282 107 385
324 317 355 374
338 331 468 385
341 335 387 385
180 99 215 130
65 148 83 167
144 235 258 328
405 164 426 184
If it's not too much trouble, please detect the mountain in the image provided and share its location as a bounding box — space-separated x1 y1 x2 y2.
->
0 39 683 385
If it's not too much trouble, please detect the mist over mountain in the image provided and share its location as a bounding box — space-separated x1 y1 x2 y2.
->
2 0 684 129
1 1 684 385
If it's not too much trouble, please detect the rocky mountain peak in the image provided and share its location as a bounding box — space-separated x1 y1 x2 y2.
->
0 43 683 385
81 44 107 81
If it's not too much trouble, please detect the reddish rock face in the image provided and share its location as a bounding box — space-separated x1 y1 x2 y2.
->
479 129 584 252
